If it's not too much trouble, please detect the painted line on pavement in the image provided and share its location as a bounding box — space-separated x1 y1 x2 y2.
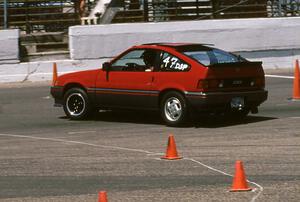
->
265 74 294 79
0 133 155 154
0 133 263 202
68 131 96 135
185 158 263 202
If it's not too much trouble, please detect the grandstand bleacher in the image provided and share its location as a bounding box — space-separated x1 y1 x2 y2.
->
2 0 299 32
0 0 80 33
1 0 300 61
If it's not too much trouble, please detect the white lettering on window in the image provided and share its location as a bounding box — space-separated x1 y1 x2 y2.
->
163 56 170 67
162 56 189 71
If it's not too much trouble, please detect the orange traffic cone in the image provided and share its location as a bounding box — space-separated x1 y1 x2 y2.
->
161 134 182 160
52 62 58 86
230 161 252 192
98 191 108 202
293 59 300 100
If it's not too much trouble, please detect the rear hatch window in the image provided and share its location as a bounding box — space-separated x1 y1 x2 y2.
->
176 45 265 90
180 46 246 66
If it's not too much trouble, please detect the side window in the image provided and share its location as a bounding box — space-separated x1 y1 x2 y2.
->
110 49 160 72
159 52 190 72
111 49 146 71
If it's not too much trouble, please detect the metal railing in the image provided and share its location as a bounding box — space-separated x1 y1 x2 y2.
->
148 0 214 22
0 0 78 33
2 0 300 31
210 0 268 19
111 0 300 23
267 0 300 17
0 0 98 33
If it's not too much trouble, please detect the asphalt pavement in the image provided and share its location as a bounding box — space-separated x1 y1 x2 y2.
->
0 74 299 202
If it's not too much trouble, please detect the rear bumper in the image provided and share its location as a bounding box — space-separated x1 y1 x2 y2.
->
50 86 64 107
185 90 268 112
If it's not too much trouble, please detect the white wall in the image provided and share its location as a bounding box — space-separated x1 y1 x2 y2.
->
237 49 300 69
0 59 106 83
69 17 300 68
0 29 20 64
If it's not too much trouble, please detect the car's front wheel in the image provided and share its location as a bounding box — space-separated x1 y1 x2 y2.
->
63 88 91 120
160 91 188 126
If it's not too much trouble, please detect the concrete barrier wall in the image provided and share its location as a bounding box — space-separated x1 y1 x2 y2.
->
69 17 300 68
0 59 106 83
0 29 20 64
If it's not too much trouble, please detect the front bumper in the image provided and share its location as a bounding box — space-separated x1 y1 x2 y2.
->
185 90 268 112
50 86 64 107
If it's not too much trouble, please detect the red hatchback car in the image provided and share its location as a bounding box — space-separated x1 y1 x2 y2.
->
51 43 268 126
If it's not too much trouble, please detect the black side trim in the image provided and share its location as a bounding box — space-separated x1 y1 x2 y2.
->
87 88 160 95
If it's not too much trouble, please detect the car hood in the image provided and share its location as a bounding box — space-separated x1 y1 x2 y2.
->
56 69 100 87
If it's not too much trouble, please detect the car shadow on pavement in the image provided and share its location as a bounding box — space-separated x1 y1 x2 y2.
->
88 110 163 125
68 110 277 128
191 115 277 128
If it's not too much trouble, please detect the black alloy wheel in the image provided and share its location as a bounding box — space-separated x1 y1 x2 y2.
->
63 88 91 120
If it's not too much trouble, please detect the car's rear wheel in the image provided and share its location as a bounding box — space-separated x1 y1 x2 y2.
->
160 91 188 126
63 88 91 120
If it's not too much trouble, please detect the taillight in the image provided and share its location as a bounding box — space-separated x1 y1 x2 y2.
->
197 79 224 91
197 80 209 89
198 77 265 91
255 77 265 88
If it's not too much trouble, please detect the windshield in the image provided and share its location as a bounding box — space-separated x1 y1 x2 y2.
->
183 48 245 66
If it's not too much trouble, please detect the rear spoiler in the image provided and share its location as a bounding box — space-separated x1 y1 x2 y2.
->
208 61 262 68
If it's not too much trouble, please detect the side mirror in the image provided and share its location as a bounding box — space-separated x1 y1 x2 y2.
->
102 62 111 71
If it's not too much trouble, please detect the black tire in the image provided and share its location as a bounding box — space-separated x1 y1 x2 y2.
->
160 91 188 126
63 88 91 120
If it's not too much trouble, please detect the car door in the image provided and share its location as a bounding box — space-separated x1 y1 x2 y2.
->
95 49 160 109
